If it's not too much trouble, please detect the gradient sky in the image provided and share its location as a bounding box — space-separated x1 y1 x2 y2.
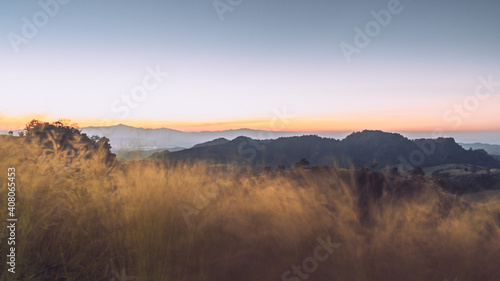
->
1 0 499 133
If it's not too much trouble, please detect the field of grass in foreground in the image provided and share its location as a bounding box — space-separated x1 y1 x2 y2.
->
1 136 500 281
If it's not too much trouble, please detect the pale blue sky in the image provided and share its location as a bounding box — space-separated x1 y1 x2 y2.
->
1 0 499 131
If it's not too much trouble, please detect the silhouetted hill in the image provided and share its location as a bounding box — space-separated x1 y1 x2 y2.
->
193 138 229 148
151 130 500 170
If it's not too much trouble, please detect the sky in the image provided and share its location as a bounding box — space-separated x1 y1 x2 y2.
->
0 0 499 135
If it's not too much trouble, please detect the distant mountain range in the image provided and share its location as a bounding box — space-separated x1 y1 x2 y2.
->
78 125 499 152
459 143 500 156
80 124 333 151
3 124 497 150
150 130 500 170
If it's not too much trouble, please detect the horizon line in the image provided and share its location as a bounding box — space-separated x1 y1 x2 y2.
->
2 123 500 134
1 116 500 133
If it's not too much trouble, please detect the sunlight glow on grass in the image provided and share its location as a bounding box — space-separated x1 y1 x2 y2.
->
0 136 499 280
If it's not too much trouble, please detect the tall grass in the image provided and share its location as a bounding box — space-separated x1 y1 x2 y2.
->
1 136 499 280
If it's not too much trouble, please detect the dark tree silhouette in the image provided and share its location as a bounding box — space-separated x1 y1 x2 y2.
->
409 167 425 178
275 165 286 173
90 135 102 143
293 158 310 170
263 166 272 174
24 119 115 165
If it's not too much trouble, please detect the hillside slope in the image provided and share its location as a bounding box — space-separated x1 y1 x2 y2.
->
151 130 500 170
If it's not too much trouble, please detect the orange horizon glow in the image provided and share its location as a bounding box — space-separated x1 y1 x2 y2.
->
1 113 499 133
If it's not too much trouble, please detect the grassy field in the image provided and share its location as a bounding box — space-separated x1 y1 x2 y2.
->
1 136 500 281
